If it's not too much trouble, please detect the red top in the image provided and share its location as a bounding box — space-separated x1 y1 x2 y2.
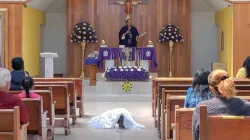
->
18 91 40 99
0 91 29 124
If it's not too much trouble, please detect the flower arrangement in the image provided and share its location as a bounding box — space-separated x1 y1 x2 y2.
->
87 51 99 59
70 22 98 43
158 24 184 43
103 66 152 81
158 24 184 77
70 22 98 76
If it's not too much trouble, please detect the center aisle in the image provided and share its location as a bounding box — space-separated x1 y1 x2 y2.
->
54 102 158 140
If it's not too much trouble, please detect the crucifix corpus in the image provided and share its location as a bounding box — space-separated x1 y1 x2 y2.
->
115 0 142 20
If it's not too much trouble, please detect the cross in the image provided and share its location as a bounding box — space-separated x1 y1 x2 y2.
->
114 0 143 20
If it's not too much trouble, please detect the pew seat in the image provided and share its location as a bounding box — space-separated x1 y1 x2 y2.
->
0 106 29 140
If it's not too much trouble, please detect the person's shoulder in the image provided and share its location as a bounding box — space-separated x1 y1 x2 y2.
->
8 93 22 103
186 87 193 95
194 99 214 113
236 67 247 78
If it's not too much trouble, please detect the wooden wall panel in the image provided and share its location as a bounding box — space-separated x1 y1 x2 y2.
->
67 0 191 77
233 3 250 76
0 2 22 70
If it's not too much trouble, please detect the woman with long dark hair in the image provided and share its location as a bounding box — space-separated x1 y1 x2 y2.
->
236 56 250 78
18 76 39 98
184 69 214 108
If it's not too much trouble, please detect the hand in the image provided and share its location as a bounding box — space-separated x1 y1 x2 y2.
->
124 30 130 35
136 36 139 41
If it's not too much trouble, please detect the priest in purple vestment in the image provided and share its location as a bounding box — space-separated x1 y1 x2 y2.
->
119 19 139 48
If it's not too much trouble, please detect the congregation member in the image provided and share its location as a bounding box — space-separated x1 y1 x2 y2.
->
10 57 27 90
19 76 40 98
236 56 250 78
184 69 214 108
192 69 250 140
0 68 29 124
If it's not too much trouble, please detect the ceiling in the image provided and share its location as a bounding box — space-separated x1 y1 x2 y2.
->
23 0 231 12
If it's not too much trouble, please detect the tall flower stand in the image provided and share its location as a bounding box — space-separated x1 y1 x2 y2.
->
85 58 98 86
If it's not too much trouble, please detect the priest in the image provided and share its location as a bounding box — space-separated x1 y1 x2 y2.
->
119 19 139 48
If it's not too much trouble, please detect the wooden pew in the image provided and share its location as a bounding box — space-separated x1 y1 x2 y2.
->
155 80 250 128
34 84 70 135
34 81 77 125
8 90 54 139
33 78 84 117
152 77 192 117
156 85 190 127
161 91 250 140
174 105 194 140
22 98 53 139
152 77 250 119
172 96 250 140
160 91 186 140
200 105 250 140
0 106 29 140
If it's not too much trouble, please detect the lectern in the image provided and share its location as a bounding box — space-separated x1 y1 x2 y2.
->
40 52 58 78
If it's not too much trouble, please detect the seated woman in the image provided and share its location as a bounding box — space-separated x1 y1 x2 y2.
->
184 69 214 108
192 69 250 140
19 76 40 98
236 56 250 78
10 57 28 90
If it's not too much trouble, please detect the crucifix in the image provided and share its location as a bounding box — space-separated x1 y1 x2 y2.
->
115 0 143 20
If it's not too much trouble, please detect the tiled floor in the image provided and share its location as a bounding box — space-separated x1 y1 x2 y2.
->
54 102 159 140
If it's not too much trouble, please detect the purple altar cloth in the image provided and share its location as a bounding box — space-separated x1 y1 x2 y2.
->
97 47 158 70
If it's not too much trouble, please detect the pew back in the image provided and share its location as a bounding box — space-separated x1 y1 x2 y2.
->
33 78 82 98
22 98 42 136
175 105 194 140
34 85 69 115
34 81 76 111
200 105 250 140
0 106 21 140
8 90 54 126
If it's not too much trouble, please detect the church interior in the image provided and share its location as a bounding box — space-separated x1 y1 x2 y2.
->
0 0 250 140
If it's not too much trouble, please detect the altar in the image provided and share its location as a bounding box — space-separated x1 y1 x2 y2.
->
97 47 158 71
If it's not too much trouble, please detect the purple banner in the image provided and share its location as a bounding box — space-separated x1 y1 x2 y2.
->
97 47 158 70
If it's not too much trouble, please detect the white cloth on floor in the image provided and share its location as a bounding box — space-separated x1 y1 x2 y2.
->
88 108 145 130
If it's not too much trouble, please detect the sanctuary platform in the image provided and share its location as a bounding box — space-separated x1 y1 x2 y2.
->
84 72 157 102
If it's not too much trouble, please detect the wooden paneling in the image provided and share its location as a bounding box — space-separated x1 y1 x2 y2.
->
67 0 191 77
0 2 23 70
233 3 250 76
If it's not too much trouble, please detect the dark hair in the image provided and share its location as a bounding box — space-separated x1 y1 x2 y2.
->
192 69 210 94
242 56 250 78
11 57 24 71
21 76 34 98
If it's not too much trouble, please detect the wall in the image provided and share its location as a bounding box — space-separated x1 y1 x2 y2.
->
67 0 191 77
215 6 233 76
191 12 218 75
22 6 45 76
0 2 23 70
41 0 67 77
233 3 250 76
